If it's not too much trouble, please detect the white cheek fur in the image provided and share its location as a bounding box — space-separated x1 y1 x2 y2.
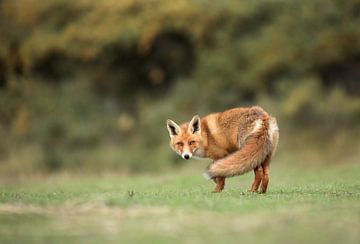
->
192 147 205 158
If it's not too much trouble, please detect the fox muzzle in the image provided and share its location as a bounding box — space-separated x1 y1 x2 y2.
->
181 152 192 160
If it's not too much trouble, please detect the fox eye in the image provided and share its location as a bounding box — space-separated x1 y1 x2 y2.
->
189 141 196 146
176 142 184 147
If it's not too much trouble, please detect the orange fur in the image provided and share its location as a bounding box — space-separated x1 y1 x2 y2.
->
166 106 279 193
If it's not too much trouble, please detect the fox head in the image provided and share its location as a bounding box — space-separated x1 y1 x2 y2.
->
166 115 204 160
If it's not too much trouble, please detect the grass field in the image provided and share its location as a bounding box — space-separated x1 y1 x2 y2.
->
0 163 359 244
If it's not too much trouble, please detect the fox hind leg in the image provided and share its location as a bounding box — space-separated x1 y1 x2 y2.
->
212 177 225 193
250 165 263 192
260 155 271 193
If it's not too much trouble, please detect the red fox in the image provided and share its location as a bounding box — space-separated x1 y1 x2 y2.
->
166 106 279 193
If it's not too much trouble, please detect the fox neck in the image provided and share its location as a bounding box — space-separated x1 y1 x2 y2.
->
198 117 231 160
193 121 209 158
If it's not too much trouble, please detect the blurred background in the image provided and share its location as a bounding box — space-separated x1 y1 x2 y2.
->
0 0 359 176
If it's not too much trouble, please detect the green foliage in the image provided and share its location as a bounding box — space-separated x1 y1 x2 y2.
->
0 0 359 173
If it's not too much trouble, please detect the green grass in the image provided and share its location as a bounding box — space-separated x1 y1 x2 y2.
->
0 163 359 244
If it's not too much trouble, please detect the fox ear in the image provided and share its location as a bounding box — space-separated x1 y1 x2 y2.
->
167 119 181 137
188 115 201 134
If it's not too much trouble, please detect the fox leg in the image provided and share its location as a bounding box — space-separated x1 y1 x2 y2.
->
212 177 225 193
250 165 263 192
260 155 271 193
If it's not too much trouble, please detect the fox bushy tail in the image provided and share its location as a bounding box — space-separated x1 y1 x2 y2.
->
204 118 274 179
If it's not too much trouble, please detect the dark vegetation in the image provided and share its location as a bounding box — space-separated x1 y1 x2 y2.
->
0 0 359 174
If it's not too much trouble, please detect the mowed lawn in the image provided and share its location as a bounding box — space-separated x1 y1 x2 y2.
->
0 163 359 244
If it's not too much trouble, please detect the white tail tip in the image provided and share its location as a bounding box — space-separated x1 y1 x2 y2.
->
203 172 212 180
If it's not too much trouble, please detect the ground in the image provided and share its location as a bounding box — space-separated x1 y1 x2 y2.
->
0 163 359 244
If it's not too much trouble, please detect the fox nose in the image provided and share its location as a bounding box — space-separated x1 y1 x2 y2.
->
181 152 192 160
